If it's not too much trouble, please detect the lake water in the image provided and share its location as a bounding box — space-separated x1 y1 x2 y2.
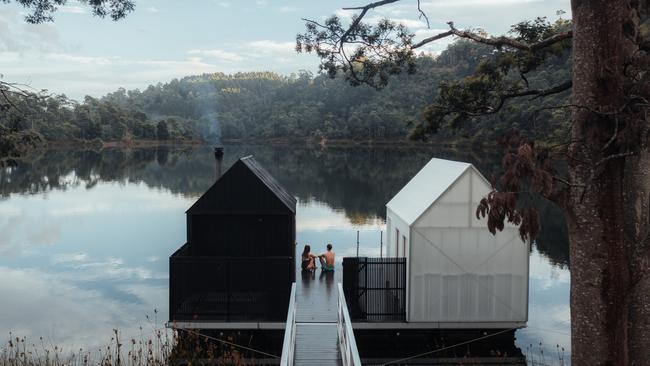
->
0 144 571 361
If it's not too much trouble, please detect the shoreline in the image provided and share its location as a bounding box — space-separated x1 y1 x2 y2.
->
25 136 484 153
46 139 204 149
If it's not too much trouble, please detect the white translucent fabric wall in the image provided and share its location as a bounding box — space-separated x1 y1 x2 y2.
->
409 227 528 323
386 207 410 258
414 170 474 228
408 170 529 324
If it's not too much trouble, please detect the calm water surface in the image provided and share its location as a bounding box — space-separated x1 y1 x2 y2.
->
0 144 570 360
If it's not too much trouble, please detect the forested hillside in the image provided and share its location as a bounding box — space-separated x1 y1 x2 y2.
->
101 38 571 143
0 38 571 162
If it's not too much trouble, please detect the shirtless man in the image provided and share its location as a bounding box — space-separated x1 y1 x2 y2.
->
318 243 335 271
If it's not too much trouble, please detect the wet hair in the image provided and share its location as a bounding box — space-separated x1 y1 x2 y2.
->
302 245 311 259
327 243 332 251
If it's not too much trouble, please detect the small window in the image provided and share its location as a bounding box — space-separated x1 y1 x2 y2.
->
402 235 407 258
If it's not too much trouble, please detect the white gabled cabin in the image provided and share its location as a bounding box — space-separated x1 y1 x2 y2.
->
385 158 529 328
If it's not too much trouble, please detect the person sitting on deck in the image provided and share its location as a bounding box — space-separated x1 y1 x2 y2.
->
301 244 317 271
319 243 335 271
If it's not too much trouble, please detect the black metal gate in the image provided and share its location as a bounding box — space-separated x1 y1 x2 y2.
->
343 257 406 322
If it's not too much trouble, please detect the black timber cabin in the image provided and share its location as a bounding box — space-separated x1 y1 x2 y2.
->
169 155 296 323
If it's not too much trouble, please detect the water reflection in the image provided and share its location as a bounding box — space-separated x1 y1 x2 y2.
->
1 145 569 267
0 144 571 359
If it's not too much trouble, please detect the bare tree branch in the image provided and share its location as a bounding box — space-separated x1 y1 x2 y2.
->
553 175 585 188
341 0 400 11
467 80 572 116
416 0 430 29
340 0 401 45
412 21 572 50
595 151 637 166
530 80 573 99
411 29 455 49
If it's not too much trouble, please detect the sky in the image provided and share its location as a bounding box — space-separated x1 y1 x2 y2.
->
0 0 571 100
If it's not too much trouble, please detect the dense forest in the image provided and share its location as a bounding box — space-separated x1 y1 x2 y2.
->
0 37 571 162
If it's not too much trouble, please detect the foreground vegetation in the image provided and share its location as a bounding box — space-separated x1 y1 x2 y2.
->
0 328 258 366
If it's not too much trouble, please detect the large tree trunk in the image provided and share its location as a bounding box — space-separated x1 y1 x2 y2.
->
569 0 650 364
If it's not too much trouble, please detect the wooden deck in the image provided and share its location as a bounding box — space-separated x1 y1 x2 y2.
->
293 268 342 365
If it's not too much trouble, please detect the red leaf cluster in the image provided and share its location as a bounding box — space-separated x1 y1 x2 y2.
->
476 131 554 241
476 190 540 241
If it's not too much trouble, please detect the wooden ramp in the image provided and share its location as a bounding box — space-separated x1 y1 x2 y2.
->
280 267 360 366
294 269 341 365
294 323 340 365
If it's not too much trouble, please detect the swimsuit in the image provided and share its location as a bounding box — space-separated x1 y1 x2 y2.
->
322 262 335 271
301 258 310 270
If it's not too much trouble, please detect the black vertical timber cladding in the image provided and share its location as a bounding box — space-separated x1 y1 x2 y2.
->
169 156 297 321
185 156 296 257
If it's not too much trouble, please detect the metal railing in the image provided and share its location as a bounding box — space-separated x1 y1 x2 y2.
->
337 283 362 366
279 283 297 366
343 257 407 321
169 243 293 322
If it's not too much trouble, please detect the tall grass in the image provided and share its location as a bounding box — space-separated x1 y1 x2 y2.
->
1 325 251 365
524 342 567 366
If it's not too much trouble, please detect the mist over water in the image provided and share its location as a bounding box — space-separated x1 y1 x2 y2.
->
0 144 570 359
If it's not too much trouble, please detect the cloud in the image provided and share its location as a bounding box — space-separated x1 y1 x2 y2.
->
187 48 242 62
52 252 90 264
390 18 428 29
414 28 455 38
59 5 86 14
332 9 429 30
1 51 227 99
424 0 543 7
46 53 114 66
145 6 159 13
333 0 569 37
375 0 544 17
26 224 61 245
0 51 19 62
52 253 166 282
529 247 570 289
248 40 295 54
334 8 355 20
0 215 22 255
0 266 169 352
47 200 112 216
0 202 22 217
364 16 428 29
279 6 298 13
297 200 384 231
0 8 61 53
217 2 230 8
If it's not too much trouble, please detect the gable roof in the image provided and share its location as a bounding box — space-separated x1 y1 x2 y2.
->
187 155 296 215
386 158 489 225
240 156 297 211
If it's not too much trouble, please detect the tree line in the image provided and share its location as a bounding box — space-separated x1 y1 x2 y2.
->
0 36 570 163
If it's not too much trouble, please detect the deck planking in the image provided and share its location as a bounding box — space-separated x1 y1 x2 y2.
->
294 324 342 365
293 264 343 365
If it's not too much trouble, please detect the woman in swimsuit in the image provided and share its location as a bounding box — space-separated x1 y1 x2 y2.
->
301 244 317 271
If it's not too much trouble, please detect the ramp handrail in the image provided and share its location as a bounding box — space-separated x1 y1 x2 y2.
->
337 283 362 366
279 282 297 366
